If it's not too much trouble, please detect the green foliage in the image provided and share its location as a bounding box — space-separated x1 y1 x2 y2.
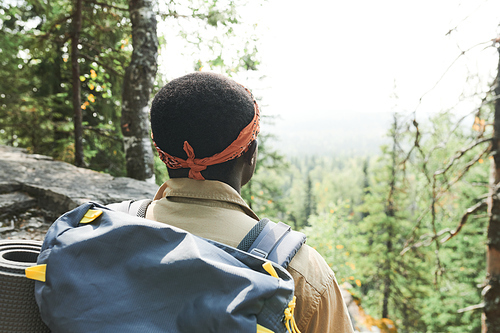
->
304 204 357 280
159 0 261 75
297 110 489 332
0 0 130 175
242 116 289 220
154 154 170 185
2 2 491 331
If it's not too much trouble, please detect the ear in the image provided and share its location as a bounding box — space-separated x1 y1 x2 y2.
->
244 140 258 166
241 140 258 187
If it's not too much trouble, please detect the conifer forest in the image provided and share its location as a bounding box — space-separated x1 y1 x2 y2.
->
1 0 500 332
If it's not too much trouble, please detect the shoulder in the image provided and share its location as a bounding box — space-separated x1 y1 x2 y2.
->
287 244 354 333
287 244 335 299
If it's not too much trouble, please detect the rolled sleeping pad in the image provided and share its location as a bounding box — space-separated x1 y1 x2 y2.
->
0 239 50 332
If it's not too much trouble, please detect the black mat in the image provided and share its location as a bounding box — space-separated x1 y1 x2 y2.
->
0 240 50 332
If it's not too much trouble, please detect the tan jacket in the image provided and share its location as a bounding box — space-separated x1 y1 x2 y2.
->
146 178 354 333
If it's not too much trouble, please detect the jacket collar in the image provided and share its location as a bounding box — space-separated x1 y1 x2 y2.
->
154 178 259 220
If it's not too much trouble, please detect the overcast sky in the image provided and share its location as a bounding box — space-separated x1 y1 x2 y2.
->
158 0 500 153
253 0 500 119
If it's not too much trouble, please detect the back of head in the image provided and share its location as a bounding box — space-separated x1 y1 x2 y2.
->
150 72 257 179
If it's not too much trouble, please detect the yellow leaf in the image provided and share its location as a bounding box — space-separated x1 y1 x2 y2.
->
267 200 272 204
63 58 68 62
328 245 333 250
120 44 125 49
250 196 254 200
90 69 97 79
345 251 350 256
460 267 465 271
330 209 335 214
81 104 86 110
479 159 484 164
336 244 344 249
355 279 361 287
349 276 354 280
89 84 95 90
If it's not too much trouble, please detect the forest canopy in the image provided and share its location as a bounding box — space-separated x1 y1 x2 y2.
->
1 0 500 332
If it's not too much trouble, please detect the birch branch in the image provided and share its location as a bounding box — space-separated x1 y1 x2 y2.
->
440 199 488 243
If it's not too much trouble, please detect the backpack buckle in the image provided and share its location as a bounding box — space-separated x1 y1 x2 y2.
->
250 248 269 259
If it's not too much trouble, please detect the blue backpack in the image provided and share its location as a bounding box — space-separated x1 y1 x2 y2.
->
26 201 306 333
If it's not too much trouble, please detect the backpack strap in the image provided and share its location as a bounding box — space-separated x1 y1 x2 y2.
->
237 219 269 251
106 199 152 218
237 219 306 269
108 200 305 268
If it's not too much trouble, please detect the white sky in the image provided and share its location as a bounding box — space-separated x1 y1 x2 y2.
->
158 0 500 139
253 0 500 119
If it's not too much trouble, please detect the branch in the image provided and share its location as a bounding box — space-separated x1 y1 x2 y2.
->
79 53 123 77
445 1 486 37
400 118 422 175
401 206 432 255
414 39 495 113
403 143 490 255
401 199 488 255
440 199 488 243
435 137 492 176
401 228 452 255
457 303 484 313
37 14 74 40
158 11 191 19
437 145 491 196
83 126 121 142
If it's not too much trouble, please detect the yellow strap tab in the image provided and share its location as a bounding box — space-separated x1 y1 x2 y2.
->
257 324 275 333
25 264 47 282
262 261 279 279
80 209 103 224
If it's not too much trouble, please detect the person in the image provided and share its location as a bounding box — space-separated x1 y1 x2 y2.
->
147 72 354 333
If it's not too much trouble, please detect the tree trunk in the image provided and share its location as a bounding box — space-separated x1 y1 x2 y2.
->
71 0 84 167
484 46 500 333
121 0 158 182
383 114 397 319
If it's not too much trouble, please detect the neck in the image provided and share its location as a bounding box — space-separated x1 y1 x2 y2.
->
168 165 243 194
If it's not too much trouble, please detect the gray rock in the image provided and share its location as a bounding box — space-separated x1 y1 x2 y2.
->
0 192 37 216
0 145 158 215
0 145 159 240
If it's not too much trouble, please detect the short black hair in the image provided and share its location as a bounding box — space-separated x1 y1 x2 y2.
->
151 72 255 160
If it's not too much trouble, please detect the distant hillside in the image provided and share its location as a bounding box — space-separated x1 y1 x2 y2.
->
264 111 393 157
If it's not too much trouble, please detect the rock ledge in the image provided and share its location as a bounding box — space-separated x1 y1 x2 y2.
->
0 145 158 240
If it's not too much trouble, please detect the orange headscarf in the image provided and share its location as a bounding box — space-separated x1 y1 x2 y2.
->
152 86 260 180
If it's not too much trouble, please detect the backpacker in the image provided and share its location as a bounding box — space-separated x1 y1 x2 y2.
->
26 201 306 333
